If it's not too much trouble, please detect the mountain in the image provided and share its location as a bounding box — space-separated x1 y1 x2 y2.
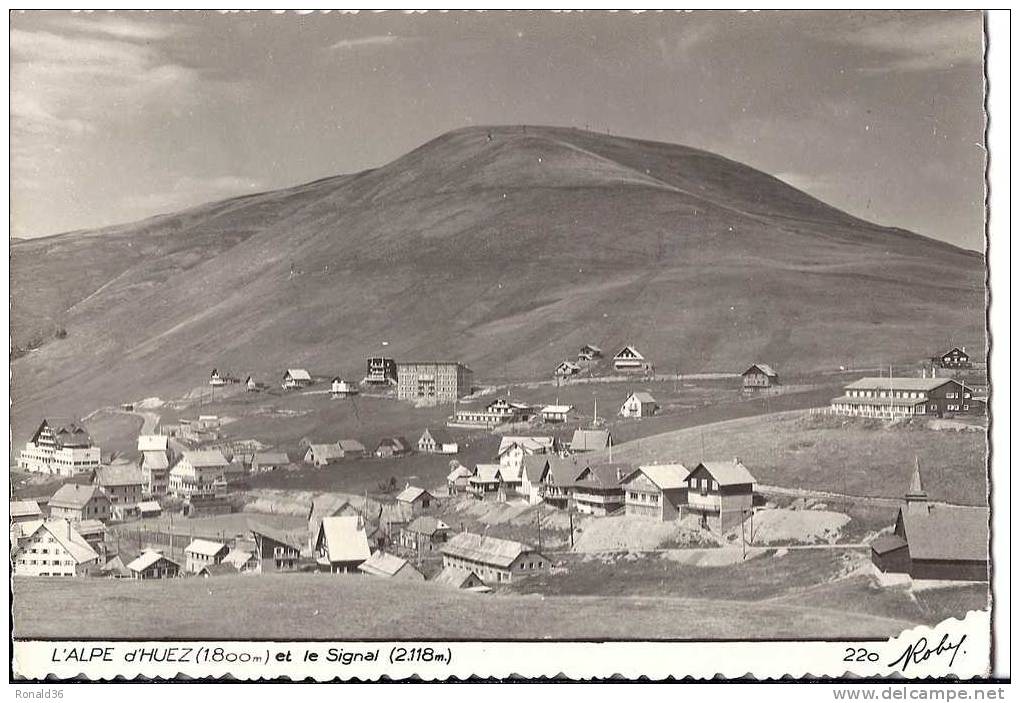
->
11 125 985 440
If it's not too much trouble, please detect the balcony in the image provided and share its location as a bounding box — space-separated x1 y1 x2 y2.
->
685 492 720 512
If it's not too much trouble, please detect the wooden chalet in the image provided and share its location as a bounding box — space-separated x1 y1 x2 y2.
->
572 463 628 516
249 522 302 571
418 427 459 454
282 368 313 389
126 550 181 580
741 363 779 391
620 464 690 521
684 460 756 533
315 516 371 573
620 391 659 418
357 551 425 581
440 532 549 584
612 345 651 373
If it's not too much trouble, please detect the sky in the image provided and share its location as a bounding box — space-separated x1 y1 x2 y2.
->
10 10 987 250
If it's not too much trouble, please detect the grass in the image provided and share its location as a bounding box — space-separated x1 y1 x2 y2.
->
12 572 923 641
605 411 987 505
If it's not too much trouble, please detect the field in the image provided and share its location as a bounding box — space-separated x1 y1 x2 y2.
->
602 410 987 505
12 572 944 641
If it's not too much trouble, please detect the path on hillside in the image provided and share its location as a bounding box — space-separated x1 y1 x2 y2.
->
757 483 977 509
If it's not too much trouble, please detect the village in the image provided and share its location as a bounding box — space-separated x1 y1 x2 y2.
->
10 342 990 638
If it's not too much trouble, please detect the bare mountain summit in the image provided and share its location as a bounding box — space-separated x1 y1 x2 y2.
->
11 125 984 437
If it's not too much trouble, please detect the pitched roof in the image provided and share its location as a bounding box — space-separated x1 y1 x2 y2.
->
743 363 778 377
101 554 132 577
127 550 178 573
830 395 926 407
10 500 42 519
844 377 967 392
34 418 93 448
307 443 344 460
199 563 238 577
900 505 989 562
404 515 450 536
870 533 908 555
626 391 657 404
76 519 106 536
185 538 228 557
181 448 230 468
285 368 312 381
377 436 411 452
570 429 612 451
623 463 691 490
93 464 145 487
18 519 98 564
137 500 162 514
248 520 304 551
142 452 170 470
575 462 628 488
497 436 556 456
471 464 503 483
447 464 474 481
420 427 454 445
441 532 538 568
522 455 550 483
540 405 573 414
543 456 583 485
338 439 366 452
695 460 757 486
432 565 484 589
358 551 418 578
613 345 644 360
319 516 371 563
50 483 107 510
137 434 168 452
223 549 255 569
395 485 432 503
254 451 290 465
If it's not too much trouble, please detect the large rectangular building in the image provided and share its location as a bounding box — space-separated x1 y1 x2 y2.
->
830 377 977 419
396 361 473 404
17 418 101 477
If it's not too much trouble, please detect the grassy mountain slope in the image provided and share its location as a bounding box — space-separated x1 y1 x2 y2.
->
10 125 984 441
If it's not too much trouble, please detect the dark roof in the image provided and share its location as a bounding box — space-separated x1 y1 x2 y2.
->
247 520 303 551
522 455 550 483
870 534 908 555
199 563 238 577
254 451 290 465
900 505 988 562
574 462 629 488
377 436 411 452
404 515 449 536
542 456 582 485
570 429 612 451
742 363 778 377
33 418 93 448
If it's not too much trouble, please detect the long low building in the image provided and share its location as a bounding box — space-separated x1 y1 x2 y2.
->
440 532 548 584
830 377 977 419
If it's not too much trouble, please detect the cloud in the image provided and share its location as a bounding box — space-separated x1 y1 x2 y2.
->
823 13 983 73
53 12 185 41
328 34 405 51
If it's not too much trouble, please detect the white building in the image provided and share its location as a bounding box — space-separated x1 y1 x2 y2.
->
17 418 102 477
11 519 99 577
168 449 231 497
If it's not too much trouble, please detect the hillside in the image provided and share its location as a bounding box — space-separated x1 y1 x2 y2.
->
11 125 985 441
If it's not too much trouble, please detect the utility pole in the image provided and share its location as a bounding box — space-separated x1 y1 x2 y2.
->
536 511 542 552
568 511 574 549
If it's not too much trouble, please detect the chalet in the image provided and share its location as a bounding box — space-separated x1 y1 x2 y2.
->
209 368 226 386
126 550 181 580
540 456 583 509
452 397 532 428
432 566 488 591
331 377 359 398
358 551 425 581
365 357 398 385
307 497 363 553
399 516 451 553
469 464 507 501
830 377 977 418
418 427 459 455
282 368 313 389
570 428 612 453
933 347 972 369
17 418 101 476
375 436 412 458
223 548 258 572
76 520 107 555
620 464 690 521
252 451 290 473
304 443 344 468
684 460 756 533
101 554 132 579
137 500 162 518
249 523 302 571
577 344 603 362
520 455 549 505
141 451 171 495
742 364 779 391
554 360 582 378
620 391 658 418
245 376 260 392
49 483 112 523
12 519 99 577
168 449 232 497
612 345 651 373
197 563 238 578
871 464 988 582
540 404 573 423
337 439 367 459
315 516 371 573
10 500 42 524
447 463 474 494
92 464 145 520
573 463 628 516
396 361 473 405
395 485 436 513
184 539 229 574
440 532 549 584
497 436 557 477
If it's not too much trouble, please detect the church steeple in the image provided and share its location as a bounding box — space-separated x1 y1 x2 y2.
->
905 457 930 514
